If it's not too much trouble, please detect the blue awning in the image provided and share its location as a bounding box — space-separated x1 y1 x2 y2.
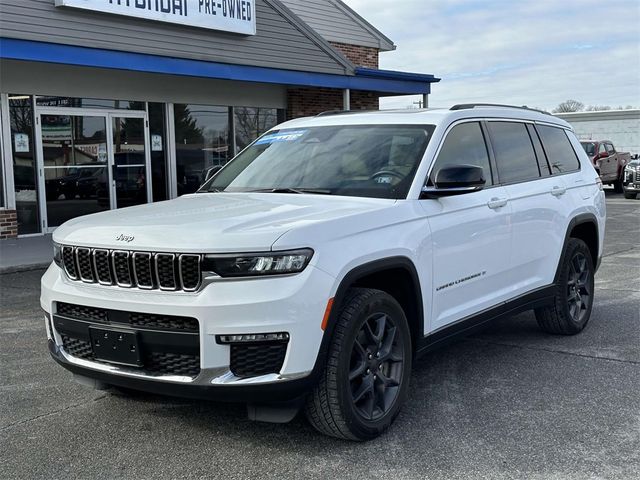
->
0 38 439 95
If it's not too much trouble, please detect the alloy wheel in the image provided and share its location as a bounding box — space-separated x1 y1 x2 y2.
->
567 252 591 323
349 312 405 421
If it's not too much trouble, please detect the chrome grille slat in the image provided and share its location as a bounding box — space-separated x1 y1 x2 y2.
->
112 250 133 287
76 247 95 283
62 246 78 280
58 246 201 292
93 249 113 285
133 252 154 289
179 254 202 292
155 253 177 290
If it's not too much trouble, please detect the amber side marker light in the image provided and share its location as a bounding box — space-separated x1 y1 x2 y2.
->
321 298 334 331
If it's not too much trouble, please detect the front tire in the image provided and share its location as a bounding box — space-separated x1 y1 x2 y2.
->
535 238 595 335
624 191 637 200
305 288 412 441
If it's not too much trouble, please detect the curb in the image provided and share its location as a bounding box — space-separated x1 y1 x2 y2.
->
0 263 50 275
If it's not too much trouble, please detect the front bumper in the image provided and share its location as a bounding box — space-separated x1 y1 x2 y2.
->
623 169 640 192
41 263 336 400
47 339 317 402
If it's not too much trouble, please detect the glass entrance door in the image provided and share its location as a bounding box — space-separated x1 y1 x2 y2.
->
111 116 150 208
37 110 151 231
40 114 110 229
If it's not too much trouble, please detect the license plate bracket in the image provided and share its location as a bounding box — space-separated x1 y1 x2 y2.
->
89 326 142 367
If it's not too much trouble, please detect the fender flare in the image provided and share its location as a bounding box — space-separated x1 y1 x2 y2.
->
308 256 424 381
554 213 600 283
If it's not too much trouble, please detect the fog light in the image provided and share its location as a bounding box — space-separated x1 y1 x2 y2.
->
216 332 289 344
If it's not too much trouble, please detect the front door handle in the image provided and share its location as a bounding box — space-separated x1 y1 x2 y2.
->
550 186 566 197
487 197 508 209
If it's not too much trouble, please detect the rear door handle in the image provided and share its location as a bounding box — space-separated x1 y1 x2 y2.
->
550 186 566 197
487 197 508 209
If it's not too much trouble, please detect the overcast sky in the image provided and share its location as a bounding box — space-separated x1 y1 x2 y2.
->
342 0 640 111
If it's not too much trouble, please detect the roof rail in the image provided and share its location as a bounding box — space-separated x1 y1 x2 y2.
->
315 109 377 117
450 103 552 116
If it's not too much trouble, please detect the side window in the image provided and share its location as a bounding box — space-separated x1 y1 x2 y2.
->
606 143 615 154
487 121 540 184
536 125 581 174
598 143 607 155
429 122 493 186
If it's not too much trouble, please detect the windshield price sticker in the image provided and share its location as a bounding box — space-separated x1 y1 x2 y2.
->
256 130 307 145
55 0 256 35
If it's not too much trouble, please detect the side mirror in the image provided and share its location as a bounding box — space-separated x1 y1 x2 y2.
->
420 164 486 198
204 165 223 182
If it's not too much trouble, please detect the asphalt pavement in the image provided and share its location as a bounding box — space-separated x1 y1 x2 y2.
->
1 190 638 480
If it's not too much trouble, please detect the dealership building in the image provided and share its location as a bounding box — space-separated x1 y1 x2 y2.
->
0 0 439 238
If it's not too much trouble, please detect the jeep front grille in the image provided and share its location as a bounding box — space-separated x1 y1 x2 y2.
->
60 246 202 291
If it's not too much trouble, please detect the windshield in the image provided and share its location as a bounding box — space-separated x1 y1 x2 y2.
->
199 125 435 199
581 142 596 156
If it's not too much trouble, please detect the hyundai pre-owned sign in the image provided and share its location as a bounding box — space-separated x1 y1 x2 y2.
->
55 0 256 35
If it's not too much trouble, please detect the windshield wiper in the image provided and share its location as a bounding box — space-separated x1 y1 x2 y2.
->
269 187 332 195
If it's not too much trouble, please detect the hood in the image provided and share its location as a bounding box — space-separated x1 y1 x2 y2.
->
52 193 395 252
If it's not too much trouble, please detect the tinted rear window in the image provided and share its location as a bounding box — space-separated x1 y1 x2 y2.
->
537 126 580 174
487 122 540 184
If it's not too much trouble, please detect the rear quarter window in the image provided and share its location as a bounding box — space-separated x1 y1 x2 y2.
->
536 125 580 174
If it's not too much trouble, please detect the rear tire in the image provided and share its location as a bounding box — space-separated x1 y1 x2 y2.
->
305 288 412 441
535 238 595 335
624 192 637 200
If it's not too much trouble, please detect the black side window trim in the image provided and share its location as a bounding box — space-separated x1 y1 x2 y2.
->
527 124 552 177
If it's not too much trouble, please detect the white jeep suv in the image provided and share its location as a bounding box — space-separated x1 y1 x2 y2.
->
42 104 606 440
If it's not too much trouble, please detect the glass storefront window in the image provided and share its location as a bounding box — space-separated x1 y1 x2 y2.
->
149 103 168 202
9 94 40 234
234 107 279 152
174 104 230 195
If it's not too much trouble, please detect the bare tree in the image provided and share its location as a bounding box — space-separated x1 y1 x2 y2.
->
553 100 585 113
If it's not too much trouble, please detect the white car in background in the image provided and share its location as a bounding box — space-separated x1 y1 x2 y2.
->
42 104 606 440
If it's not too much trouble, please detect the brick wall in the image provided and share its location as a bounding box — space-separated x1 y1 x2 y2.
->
0 209 18 239
287 88 379 119
329 41 379 69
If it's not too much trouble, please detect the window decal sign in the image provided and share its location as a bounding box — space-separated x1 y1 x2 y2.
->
14 133 30 153
255 130 307 145
151 134 163 151
55 0 256 35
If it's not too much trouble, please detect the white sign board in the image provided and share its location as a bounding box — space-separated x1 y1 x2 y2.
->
55 0 256 35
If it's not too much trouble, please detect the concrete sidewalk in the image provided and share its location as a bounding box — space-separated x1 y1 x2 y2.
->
0 235 53 274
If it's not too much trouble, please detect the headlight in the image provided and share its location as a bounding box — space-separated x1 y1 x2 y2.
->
203 248 314 277
53 242 63 267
